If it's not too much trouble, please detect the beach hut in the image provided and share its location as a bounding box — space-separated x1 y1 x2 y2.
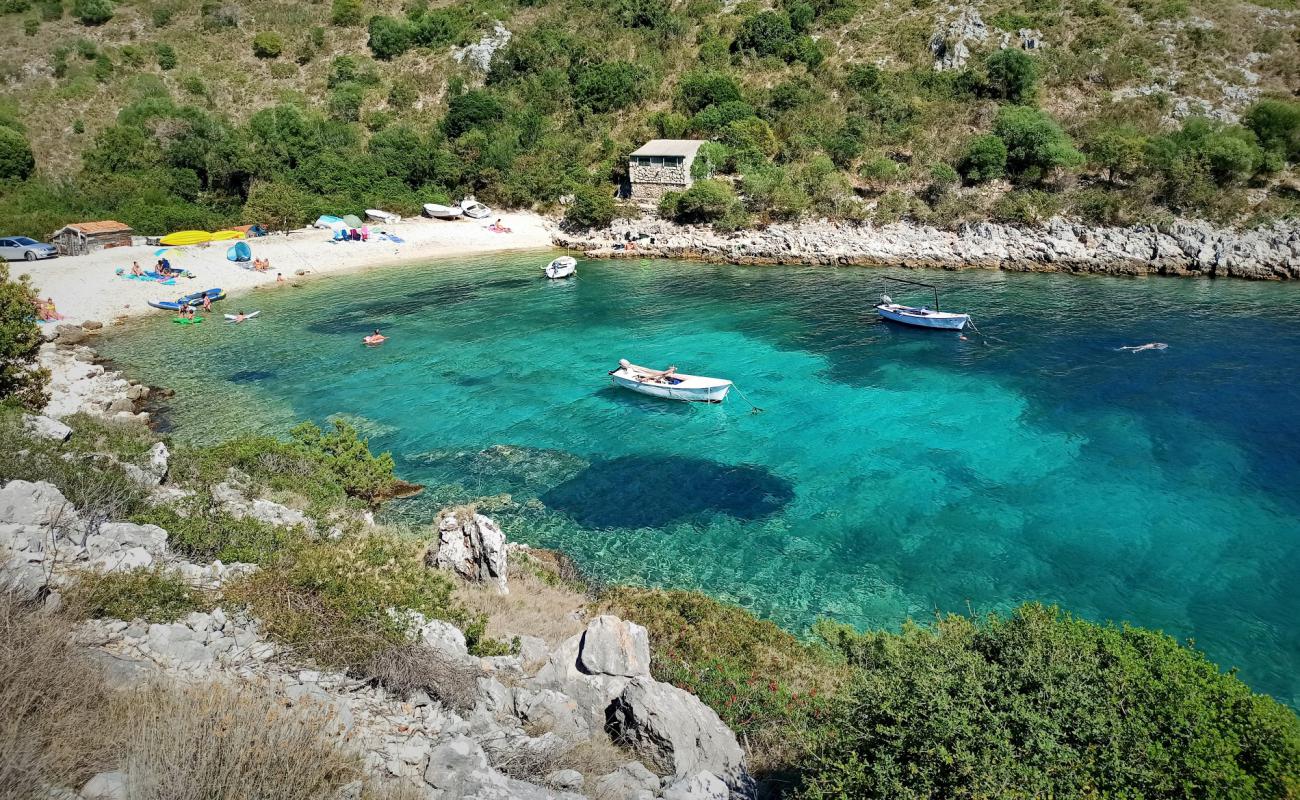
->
627 140 706 203
49 220 134 256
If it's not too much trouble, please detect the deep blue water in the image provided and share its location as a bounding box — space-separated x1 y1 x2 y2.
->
101 253 1300 707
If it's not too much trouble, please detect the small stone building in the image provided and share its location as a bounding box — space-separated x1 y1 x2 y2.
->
49 220 134 256
628 140 706 203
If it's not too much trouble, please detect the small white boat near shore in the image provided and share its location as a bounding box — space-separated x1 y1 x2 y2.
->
460 198 491 219
874 277 970 331
545 256 577 279
609 359 733 403
424 203 463 219
366 209 401 223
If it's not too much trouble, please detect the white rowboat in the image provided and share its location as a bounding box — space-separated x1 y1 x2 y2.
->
424 203 463 219
875 301 969 330
460 199 491 219
609 359 732 403
366 209 401 223
545 256 577 279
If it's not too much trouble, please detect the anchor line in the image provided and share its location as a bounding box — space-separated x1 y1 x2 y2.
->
731 383 763 414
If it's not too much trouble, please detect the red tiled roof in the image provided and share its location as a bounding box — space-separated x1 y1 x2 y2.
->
62 220 133 234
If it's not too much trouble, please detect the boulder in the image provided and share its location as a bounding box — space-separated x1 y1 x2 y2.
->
430 508 508 593
606 678 750 796
81 320 104 331
513 687 591 741
423 735 493 796
662 771 730 800
0 480 76 528
593 761 659 799
530 632 630 729
54 325 89 346
22 414 72 442
546 769 584 790
579 615 651 678
420 618 470 661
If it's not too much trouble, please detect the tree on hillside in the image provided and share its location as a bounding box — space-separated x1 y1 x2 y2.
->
72 0 112 25
803 603 1300 800
992 106 1084 182
0 264 49 410
242 180 312 231
983 48 1038 104
960 134 1007 182
1085 125 1147 185
563 184 617 229
0 127 35 180
1244 99 1300 161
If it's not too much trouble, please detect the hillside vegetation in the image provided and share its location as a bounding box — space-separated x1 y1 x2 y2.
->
0 0 1297 233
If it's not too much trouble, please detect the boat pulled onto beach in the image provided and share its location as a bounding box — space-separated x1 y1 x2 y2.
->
608 359 733 403
148 288 225 311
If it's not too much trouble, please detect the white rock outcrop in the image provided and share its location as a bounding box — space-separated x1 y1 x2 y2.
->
431 508 508 594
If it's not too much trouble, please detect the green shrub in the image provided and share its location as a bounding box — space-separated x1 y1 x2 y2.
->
1084 125 1147 184
181 74 205 95
0 127 35 181
251 31 284 59
660 179 744 227
67 567 207 623
1243 99 1300 161
72 118 84 134
733 10 795 57
71 0 111 24
443 90 506 138
801 603 1300 800
132 501 298 565
92 52 112 82
0 264 46 408
983 48 1038 104
573 61 644 113
150 4 171 26
991 187 1063 224
38 0 59 17
330 0 363 26
328 83 364 122
721 116 778 161
367 15 411 60
154 42 176 70
2 0 32 12
690 140 728 178
23 18 38 35
563 184 617 229
677 69 743 113
288 419 397 502
992 106 1084 182
960 134 1007 182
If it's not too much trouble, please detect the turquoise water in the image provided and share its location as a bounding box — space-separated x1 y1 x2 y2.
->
101 253 1300 707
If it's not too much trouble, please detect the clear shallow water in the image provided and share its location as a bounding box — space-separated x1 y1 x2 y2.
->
102 253 1300 706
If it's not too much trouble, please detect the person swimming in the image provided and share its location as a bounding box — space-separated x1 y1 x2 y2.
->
1116 343 1169 353
363 329 386 345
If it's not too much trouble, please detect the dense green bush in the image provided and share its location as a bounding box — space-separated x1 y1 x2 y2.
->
993 106 1084 182
443 90 506 138
677 69 743 113
0 127 35 181
982 48 1038 104
660 179 744 227
251 31 284 59
288 419 397 502
330 0 362 26
1244 99 1300 161
563 184 617 229
154 42 176 70
801 604 1300 800
367 15 411 60
71 0 111 24
67 567 207 623
1084 125 1147 184
960 134 1007 182
572 61 644 112
0 264 47 409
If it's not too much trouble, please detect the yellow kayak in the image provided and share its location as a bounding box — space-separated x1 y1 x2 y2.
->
159 230 213 246
211 230 245 241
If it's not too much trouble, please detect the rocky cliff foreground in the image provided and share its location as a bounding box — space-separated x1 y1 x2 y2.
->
556 218 1300 280
1 336 749 800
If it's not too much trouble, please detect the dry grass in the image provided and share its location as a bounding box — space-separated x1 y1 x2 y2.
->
363 643 480 712
0 592 114 799
454 562 589 651
112 681 360 800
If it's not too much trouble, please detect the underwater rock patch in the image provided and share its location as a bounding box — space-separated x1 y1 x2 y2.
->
540 454 794 529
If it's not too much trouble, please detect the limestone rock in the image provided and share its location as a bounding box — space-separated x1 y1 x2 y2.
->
54 325 89 346
579 615 651 678
514 687 591 741
662 771 730 800
420 618 470 661
22 414 72 442
431 509 508 594
594 761 660 799
546 769 584 790
531 632 630 729
423 735 492 795
606 678 751 796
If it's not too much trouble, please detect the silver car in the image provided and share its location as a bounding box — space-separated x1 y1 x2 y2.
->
0 236 59 261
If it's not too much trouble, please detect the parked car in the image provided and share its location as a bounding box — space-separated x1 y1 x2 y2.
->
0 236 59 262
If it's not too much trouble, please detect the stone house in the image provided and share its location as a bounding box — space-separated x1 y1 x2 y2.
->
628 140 706 203
49 220 134 255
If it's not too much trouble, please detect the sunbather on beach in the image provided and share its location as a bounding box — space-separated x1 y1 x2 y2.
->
130 262 144 277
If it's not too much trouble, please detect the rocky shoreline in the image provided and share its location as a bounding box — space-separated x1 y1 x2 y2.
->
3 337 751 800
554 217 1300 280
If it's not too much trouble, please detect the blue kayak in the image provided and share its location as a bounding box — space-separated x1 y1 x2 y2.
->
148 288 225 311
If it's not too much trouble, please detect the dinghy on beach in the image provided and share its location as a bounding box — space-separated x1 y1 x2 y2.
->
366 209 401 223
874 277 970 331
148 288 225 311
609 359 733 403
545 256 577 279
424 203 463 219
460 198 491 219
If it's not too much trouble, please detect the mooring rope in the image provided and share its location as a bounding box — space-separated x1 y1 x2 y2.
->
732 383 763 414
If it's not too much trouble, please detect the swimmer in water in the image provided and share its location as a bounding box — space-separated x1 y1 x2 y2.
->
1116 343 1168 352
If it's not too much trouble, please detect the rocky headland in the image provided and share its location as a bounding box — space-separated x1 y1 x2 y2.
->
555 217 1300 280
1 335 750 800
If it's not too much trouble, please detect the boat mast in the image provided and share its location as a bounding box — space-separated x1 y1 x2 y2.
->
882 276 942 311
